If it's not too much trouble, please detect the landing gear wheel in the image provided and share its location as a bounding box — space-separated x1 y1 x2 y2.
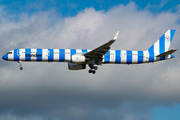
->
89 69 92 73
92 70 96 74
18 61 23 70
20 67 23 70
94 66 98 70
88 64 98 74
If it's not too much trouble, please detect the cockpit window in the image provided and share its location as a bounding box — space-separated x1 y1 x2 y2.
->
7 52 12 54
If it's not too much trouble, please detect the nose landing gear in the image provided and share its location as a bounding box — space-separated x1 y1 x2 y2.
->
18 61 23 70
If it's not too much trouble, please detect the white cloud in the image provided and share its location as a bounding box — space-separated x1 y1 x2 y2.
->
0 2 180 120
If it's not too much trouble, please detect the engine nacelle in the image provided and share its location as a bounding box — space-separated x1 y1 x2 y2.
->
68 63 86 70
71 55 86 63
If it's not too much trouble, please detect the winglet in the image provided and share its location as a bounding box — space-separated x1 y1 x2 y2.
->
113 31 119 40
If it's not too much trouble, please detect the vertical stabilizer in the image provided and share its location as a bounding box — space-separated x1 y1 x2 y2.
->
148 29 176 56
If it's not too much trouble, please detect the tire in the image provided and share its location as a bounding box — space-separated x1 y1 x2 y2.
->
89 69 92 73
20 67 23 70
94 66 98 70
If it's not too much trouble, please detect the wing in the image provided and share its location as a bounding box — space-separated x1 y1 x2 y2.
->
84 31 119 59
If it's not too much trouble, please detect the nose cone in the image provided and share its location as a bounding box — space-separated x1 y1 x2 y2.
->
2 54 8 60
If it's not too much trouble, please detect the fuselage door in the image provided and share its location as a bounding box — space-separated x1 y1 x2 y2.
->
17 49 21 56
47 49 50 56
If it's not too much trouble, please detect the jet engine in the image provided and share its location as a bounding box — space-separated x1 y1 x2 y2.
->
68 63 86 70
71 55 86 63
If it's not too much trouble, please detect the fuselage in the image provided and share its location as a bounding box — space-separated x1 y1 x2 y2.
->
2 48 174 64
1 29 176 74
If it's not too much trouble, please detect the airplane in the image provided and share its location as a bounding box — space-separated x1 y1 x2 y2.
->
2 29 177 74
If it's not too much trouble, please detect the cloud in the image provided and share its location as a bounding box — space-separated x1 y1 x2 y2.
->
0 2 180 120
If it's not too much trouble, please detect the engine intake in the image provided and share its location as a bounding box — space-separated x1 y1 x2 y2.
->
68 63 86 70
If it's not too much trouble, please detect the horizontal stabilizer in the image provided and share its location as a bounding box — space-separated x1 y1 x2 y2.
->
156 49 177 57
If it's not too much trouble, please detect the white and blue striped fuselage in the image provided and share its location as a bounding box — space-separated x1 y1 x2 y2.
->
2 30 176 73
3 48 174 64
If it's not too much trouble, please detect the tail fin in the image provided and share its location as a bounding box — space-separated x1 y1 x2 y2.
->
148 29 176 56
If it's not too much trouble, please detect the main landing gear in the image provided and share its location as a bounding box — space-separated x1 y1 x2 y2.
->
88 64 98 74
18 61 23 70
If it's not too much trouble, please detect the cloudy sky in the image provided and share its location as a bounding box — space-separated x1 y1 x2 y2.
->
0 0 180 120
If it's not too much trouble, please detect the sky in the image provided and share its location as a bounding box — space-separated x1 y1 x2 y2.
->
0 0 180 120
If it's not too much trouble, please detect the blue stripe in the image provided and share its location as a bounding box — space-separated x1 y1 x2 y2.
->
48 49 54 61
71 49 76 55
115 50 121 63
170 30 176 43
82 49 87 54
25 48 31 61
59 49 65 62
126 50 132 64
14 49 20 61
37 49 42 61
148 44 154 53
159 34 165 60
71 49 76 62
138 51 143 63
104 51 110 63
159 34 165 54
148 45 154 62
